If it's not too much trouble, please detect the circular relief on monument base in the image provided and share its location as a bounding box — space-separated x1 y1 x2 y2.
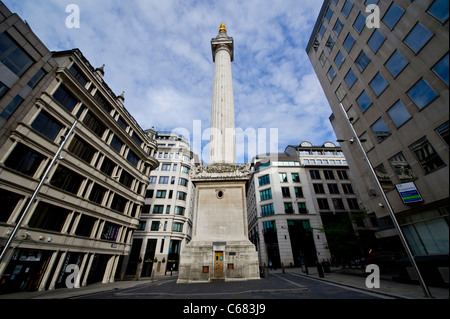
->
216 189 225 199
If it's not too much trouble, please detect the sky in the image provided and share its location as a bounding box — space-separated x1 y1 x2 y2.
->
3 0 337 164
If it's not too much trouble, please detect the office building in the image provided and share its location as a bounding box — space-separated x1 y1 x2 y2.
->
0 3 158 293
306 0 448 284
247 142 367 268
125 131 198 278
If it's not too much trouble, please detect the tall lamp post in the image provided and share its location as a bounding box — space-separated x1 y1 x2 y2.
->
336 103 432 298
0 121 78 264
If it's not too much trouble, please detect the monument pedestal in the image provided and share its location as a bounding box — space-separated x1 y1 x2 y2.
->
177 164 260 283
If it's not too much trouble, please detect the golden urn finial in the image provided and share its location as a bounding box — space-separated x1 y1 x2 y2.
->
219 23 227 33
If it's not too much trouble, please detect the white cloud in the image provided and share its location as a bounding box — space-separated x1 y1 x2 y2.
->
3 0 336 163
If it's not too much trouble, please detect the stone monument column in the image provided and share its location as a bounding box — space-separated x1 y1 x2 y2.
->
177 24 260 283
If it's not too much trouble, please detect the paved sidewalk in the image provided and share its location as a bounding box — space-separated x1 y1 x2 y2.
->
272 266 448 299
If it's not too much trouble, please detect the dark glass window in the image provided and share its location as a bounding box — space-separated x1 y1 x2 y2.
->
367 29 386 53
27 69 46 88
52 85 79 112
68 135 96 163
75 214 97 237
334 50 345 69
126 149 139 167
385 50 408 78
325 7 333 22
369 72 388 97
119 169 134 188
101 222 120 241
258 174 270 186
50 165 84 195
0 188 23 223
0 81 8 99
371 117 391 142
403 23 433 54
341 0 353 18
387 100 411 127
4 143 45 177
435 122 449 147
100 156 115 176
353 12 366 33
110 135 123 153
0 32 33 76
117 116 128 130
432 53 449 85
83 111 106 138
31 110 63 141
69 64 88 87
343 33 355 52
111 194 127 213
333 19 344 36
410 137 446 174
327 66 336 82
310 170 321 179
345 68 357 88
131 132 143 146
355 50 370 72
407 78 438 109
356 90 372 112
317 198 330 210
326 35 335 52
382 2 404 29
0 95 24 120
93 92 112 113
88 183 107 204
427 0 449 23
388 152 417 183
28 202 70 232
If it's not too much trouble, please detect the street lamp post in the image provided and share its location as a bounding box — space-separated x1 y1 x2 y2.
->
336 103 432 298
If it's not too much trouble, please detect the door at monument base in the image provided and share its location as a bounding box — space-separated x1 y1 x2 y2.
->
214 251 224 277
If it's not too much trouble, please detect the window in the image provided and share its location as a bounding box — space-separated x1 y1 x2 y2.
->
0 95 23 120
28 202 69 232
333 198 345 210
149 176 157 184
325 7 333 22
68 135 96 163
4 143 45 177
179 177 188 186
298 202 307 214
356 90 372 112
291 173 300 182
153 205 164 214
342 183 354 194
159 176 169 184
181 165 190 174
403 23 433 54
279 173 288 183
27 68 46 88
110 135 123 153
142 205 151 214
369 73 388 97
334 50 345 69
175 206 185 216
172 222 183 232
435 122 449 147
137 221 146 231
335 84 347 101
294 187 303 198
281 187 291 198
341 0 353 18
388 152 417 182
347 198 360 210
333 19 344 36
409 137 446 174
69 64 88 87
371 117 391 142
131 132 143 147
427 0 449 23
31 110 63 141
50 165 84 195
151 221 160 231
345 68 357 88
101 222 121 241
317 198 330 210
432 53 449 86
326 35 335 52
367 29 386 53
382 2 404 29
374 163 395 192
407 78 438 109
258 174 270 186
343 33 356 52
324 170 335 180
355 50 370 72
52 85 79 112
126 149 139 167
88 183 107 204
0 189 24 223
327 66 336 82
0 81 8 99
119 170 134 188
353 12 366 33
387 100 411 127
313 183 325 194
328 184 340 194
177 191 187 201
385 50 408 78
75 215 97 237
310 170 321 179
284 203 294 214
318 24 326 38
100 156 115 176
161 164 171 171
83 111 106 138
261 203 274 216
156 190 166 198
0 32 33 76
337 170 349 180
93 92 112 114
319 51 327 66
260 188 272 201
111 194 127 213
